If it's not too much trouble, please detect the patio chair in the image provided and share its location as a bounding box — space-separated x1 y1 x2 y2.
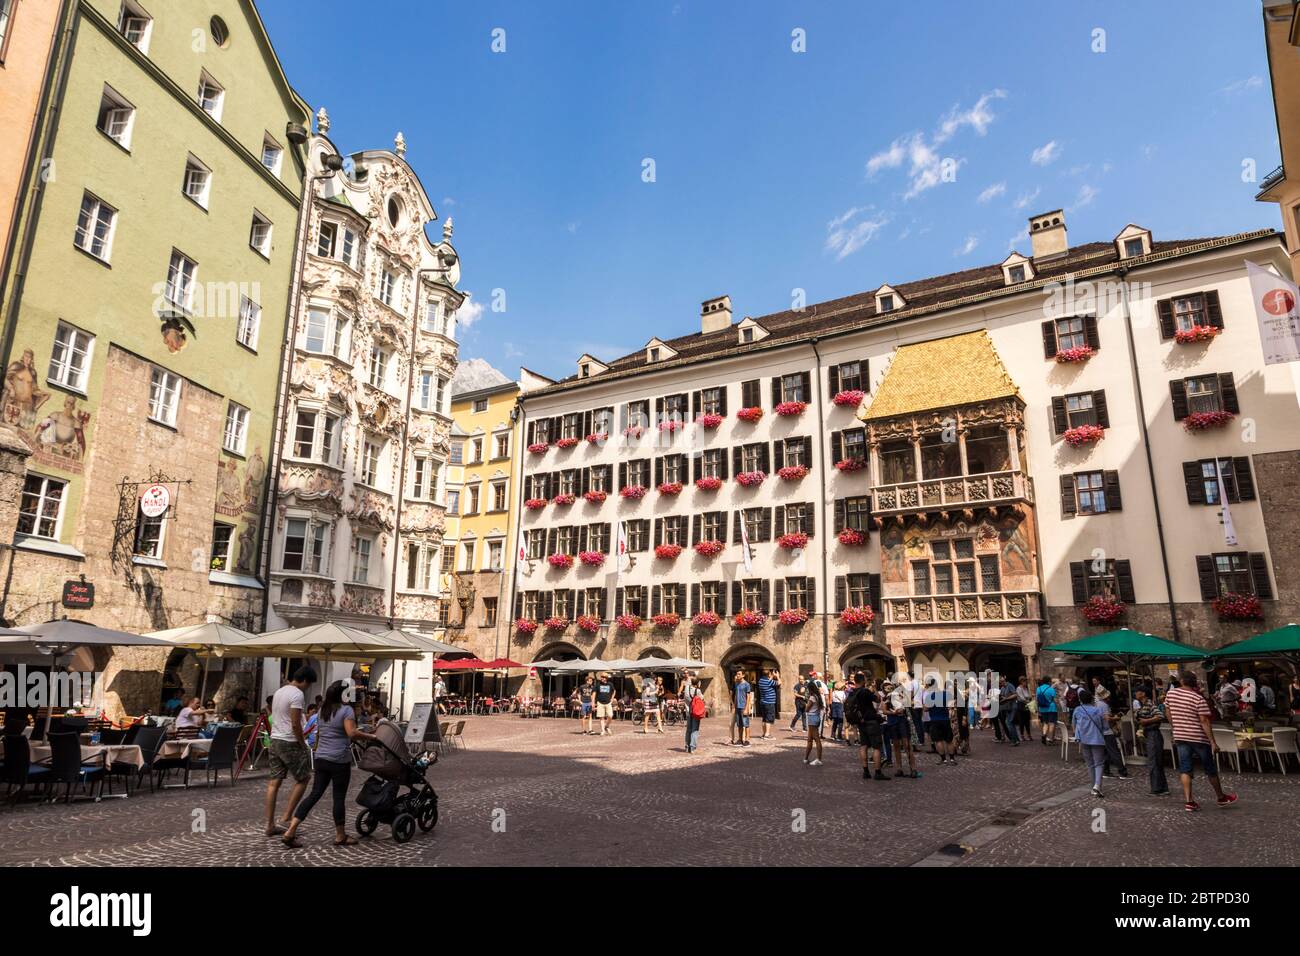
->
449 720 466 751
122 724 141 746
1257 727 1297 774
185 725 240 787
115 725 166 794
1211 727 1245 773
98 728 126 745
44 731 105 803
59 716 88 735
1 735 50 800
1059 725 1080 761
436 722 452 756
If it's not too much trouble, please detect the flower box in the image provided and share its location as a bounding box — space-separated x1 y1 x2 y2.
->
735 470 767 487
547 553 574 569
515 618 538 635
657 482 683 496
774 401 807 417
578 550 606 567
778 532 809 550
835 457 868 473
840 606 875 630
696 413 723 430
583 490 607 503
732 609 767 629
551 493 576 506
832 389 866 407
622 425 645 439
615 614 642 632
691 611 720 628
1183 411 1235 432
1055 345 1095 364
543 616 570 631
555 437 580 449
1213 592 1263 621
694 539 724 557
1080 595 1126 626
619 484 647 499
777 464 809 482
694 476 723 492
576 614 602 634
655 543 683 560
1062 424 1105 447
778 607 809 626
524 498 548 511
736 406 764 423
652 613 681 629
584 432 609 444
837 528 866 547
1175 325 1221 345
658 420 684 434
527 442 549 455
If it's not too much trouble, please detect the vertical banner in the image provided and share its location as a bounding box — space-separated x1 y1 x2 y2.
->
1245 261 1300 365
1214 459 1238 547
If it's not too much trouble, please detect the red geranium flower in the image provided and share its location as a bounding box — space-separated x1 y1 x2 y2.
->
543 616 570 631
657 482 683 496
736 406 764 423
774 401 807 417
524 498 548 511
551 493 576 506
583 490 607 503
1183 411 1235 432
515 618 539 635
837 528 866 546
576 614 602 633
578 550 606 567
619 485 647 499
777 465 809 482
615 614 642 632
778 607 809 626
695 476 723 492
1080 595 1126 626
1174 325 1221 345
1212 592 1263 621
1055 345 1095 364
732 609 767 629
694 540 724 557
1062 424 1105 447
840 606 874 630
696 413 723 429
655 544 683 560
835 458 868 473
547 553 574 569
778 532 809 550
652 613 681 629
735 471 767 487
691 611 720 628
555 437 579 449
832 389 866 407
527 442 549 454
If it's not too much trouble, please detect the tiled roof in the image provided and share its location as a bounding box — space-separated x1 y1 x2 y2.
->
530 229 1278 396
862 330 1020 421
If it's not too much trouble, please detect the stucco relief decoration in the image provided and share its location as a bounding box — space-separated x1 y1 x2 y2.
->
348 488 396 531
394 593 440 619
401 503 445 536
341 584 386 616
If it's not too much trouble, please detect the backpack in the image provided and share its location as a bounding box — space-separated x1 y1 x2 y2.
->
1065 685 1080 709
689 689 707 719
1035 687 1051 710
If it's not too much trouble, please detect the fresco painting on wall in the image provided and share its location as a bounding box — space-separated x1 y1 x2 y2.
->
3 347 92 474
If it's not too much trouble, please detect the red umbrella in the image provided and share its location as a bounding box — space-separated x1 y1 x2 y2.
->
484 658 523 669
433 657 488 670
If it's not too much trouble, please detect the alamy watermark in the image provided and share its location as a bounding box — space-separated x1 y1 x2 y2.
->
0 665 100 709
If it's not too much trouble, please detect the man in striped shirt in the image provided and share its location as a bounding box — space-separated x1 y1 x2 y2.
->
1165 671 1237 812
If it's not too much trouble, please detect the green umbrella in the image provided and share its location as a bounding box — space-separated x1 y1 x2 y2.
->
1208 623 1300 670
1043 628 1203 723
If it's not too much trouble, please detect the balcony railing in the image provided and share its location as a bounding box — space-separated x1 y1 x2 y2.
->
1257 164 1285 197
873 470 1033 515
885 590 1041 625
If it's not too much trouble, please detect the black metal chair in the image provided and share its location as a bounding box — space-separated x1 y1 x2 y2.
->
60 716 89 735
2 735 51 800
112 725 164 795
44 731 104 803
185 725 239 787
122 724 141 745
98 728 126 745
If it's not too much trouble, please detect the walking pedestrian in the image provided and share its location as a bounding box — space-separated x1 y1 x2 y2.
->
730 670 752 746
998 678 1020 746
886 679 918 778
577 674 596 734
264 665 316 838
1095 687 1129 779
789 675 807 734
756 668 779 739
593 673 616 736
1071 689 1109 798
1016 676 1034 741
803 671 826 765
928 684 956 766
1035 676 1059 745
682 670 704 754
1134 687 1169 795
830 681 847 741
848 672 888 781
1166 671 1237 812
641 675 663 734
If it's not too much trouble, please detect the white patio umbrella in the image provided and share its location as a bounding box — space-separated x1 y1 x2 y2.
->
145 621 258 703
366 629 467 716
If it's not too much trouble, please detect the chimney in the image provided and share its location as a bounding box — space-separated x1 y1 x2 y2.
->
1028 209 1068 261
701 295 732 334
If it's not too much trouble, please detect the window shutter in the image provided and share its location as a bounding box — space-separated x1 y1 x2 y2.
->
718 386 728 416
1182 461 1206 504
597 589 607 618
526 421 536 445
774 505 786 537
800 371 811 400
732 446 743 476
1069 562 1087 604
691 453 700 483
802 436 813 465
1205 290 1224 330
582 410 592 437
654 457 664 487
773 579 785 613
758 508 772 542
1233 457 1255 501
546 528 557 554
1156 298 1175 339
691 513 701 544
615 588 625 618
578 526 588 552
1218 372 1239 414
806 579 816 614
835 576 847 612
1060 474 1077 517
828 364 840 396
719 510 728 541
830 432 843 463
771 377 781 408
759 443 770 473
542 591 554 619
618 404 628 433
1169 380 1189 421
760 579 771 615
806 503 815 537
1103 470 1122 512
1115 560 1136 604
1084 314 1101 351
691 391 700 418
575 590 586 616
690 583 700 616
655 397 665 424
1195 555 1217 601
513 591 523 619
1093 390 1110 429
1249 553 1273 599
719 449 729 480
1041 320 1058 359
651 585 661 617
834 499 846 533
654 519 663 547
618 462 627 490
1051 397 1068 435
732 511 742 544
773 440 785 470
731 580 742 614
868 574 881 612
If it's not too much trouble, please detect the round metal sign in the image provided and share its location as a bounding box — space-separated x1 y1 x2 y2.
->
139 484 171 518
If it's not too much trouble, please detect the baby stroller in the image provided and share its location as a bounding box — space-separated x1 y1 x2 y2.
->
354 718 438 844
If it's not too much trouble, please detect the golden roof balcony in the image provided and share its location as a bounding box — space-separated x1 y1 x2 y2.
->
872 470 1034 519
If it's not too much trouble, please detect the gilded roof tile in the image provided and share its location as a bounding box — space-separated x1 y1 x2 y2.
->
861 330 1021 421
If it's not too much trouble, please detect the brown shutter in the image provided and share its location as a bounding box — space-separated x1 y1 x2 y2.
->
805 503 815 537
653 519 663 547
691 391 700 418
868 574 881 612
691 513 701 544
578 526 588 552
654 457 664 487
759 579 771 615
1232 457 1255 501
1069 562 1087 604
542 591 554 619
1051 397 1068 435
1169 380 1189 421
1195 555 1218 600
1205 290 1224 330
773 579 785 613
1093 390 1109 429
719 449 729 480
731 580 742 614
1249 553 1273 600
690 583 700 616
691 453 701 483
1157 298 1176 339
1042 320 1058 359
575 590 586 616
800 371 812 401
732 446 743 476
771 377 782 408
774 505 786 537
615 588 624 618
1218 372 1239 414
1115 560 1136 604
828 365 840 396
1103 470 1122 512
546 528 557 554
513 591 523 619
758 508 772 542
834 499 846 533
1084 314 1101 350
718 386 728 416
835 576 847 612
830 431 843 463
732 511 742 544
1060 474 1077 517
618 462 627 490
773 440 785 470
1183 461 1206 504
803 435 813 465
806 578 816 614
719 511 728 541
651 585 661 617
759 443 770 473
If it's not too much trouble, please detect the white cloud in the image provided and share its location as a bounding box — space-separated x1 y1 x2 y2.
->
1012 187 1041 211
1007 227 1028 251
825 206 890 260
955 234 979 256
977 182 1007 204
1220 75 1263 96
503 342 523 358
565 221 580 235
1070 183 1099 210
865 139 908 177
935 89 1007 143
1030 140 1062 166
455 296 485 329
574 341 635 362
441 197 456 207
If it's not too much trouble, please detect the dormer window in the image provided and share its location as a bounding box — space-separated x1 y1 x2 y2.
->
741 327 754 343
648 347 661 362
581 363 591 378
1009 265 1026 284
1001 253 1036 286
1124 238 1144 258
874 285 904 314
1114 225 1152 260
879 295 894 312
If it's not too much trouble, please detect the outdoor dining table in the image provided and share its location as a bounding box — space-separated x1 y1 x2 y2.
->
0 737 144 771
157 737 212 759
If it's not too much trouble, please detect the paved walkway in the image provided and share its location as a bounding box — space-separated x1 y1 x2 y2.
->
1 718 1294 866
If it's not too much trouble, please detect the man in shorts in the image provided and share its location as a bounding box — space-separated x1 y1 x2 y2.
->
756 668 779 739
578 674 596 734
927 682 956 766
885 680 918 778
593 673 616 735
640 675 662 734
852 672 888 781
1166 671 1237 812
264 665 316 837
730 670 752 746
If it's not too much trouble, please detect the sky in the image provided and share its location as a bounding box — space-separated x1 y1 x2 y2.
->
258 0 1284 381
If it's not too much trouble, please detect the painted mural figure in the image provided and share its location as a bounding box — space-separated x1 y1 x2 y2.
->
217 457 243 515
2 349 50 428
234 523 256 574
996 513 1033 575
242 446 265 512
881 524 907 583
34 396 89 459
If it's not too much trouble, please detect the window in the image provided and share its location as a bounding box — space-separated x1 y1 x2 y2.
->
133 509 164 559
410 456 430 499
316 221 337 258
147 367 180 426
979 555 1000 592
580 363 591 378
97 86 135 148
446 489 459 514
697 387 724 416
878 294 895 312
626 520 650 552
661 455 685 484
449 441 463 465
473 398 488 414
1065 392 1097 428
879 440 915 485
783 502 813 536
625 400 650 430
249 212 272 258
316 220 359 268
1008 264 1026 283
460 540 475 571
1085 560 1118 600
1173 294 1206 332
261 136 283 176
209 15 229 46
118 1 152 52
586 523 611 552
838 428 867 464
659 515 687 547
1212 553 1252 597
786 578 810 611
1187 457 1252 506
17 474 66 539
847 574 872 607
588 464 611 493
441 546 456 573
911 560 930 596
660 393 688 424
165 251 198 311
555 526 578 556
350 535 373 584
361 438 382 487
526 529 546 560
1054 316 1086 351
237 295 261 350
1124 238 1144 258
923 539 977 595
836 361 865 393
740 379 761 409
780 373 807 403
483 597 498 627
780 438 808 468
387 196 403 227
405 543 438 592
422 299 445 334
74 193 116 261
843 496 871 533
523 591 541 619
380 269 402 309
494 433 509 459
648 347 661 363
291 408 339 464
210 523 234 571
487 540 504 570
741 580 763 612
701 449 726 479
469 438 484 464
560 413 583 441
741 443 764 473
48 322 94 392
492 481 507 512
740 327 754 343
182 155 211 208
662 584 684 616
368 347 388 390
197 71 224 121
919 432 960 480
304 307 349 358
625 459 650 488
223 402 249 455
1185 375 1221 415
700 581 723 614
701 512 725 541
624 586 647 617
1074 471 1108 514
740 508 766 543
466 485 480 515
